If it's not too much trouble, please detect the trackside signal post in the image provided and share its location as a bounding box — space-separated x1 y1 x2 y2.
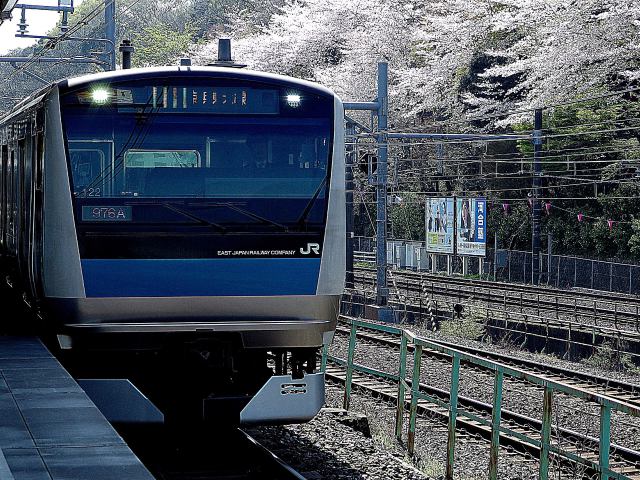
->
344 63 530 315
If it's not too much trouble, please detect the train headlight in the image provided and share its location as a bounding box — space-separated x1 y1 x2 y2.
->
286 93 301 108
91 88 111 104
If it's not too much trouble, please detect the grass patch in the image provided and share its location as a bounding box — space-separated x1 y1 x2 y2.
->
439 304 487 341
583 340 640 373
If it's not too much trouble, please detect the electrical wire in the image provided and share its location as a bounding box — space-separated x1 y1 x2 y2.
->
4 0 112 84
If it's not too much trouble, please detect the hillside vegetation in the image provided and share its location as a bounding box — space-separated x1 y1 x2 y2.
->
1 0 639 260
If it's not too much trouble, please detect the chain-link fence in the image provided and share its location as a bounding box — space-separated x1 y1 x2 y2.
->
354 237 640 295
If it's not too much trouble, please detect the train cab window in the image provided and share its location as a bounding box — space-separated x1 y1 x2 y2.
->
122 150 200 197
206 130 329 198
60 79 334 227
69 142 112 197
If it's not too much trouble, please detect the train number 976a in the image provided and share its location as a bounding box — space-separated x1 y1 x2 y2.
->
81 206 132 222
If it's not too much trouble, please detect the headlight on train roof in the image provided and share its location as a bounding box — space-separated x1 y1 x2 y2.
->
76 87 133 105
77 87 112 104
91 88 111 104
286 93 301 108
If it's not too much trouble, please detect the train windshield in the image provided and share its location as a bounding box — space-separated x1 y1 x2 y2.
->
60 79 333 230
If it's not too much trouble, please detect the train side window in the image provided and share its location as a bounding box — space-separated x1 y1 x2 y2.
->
0 144 7 243
8 149 15 239
12 138 26 245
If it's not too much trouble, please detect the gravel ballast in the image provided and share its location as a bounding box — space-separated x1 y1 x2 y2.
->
248 400 429 480
325 310 640 478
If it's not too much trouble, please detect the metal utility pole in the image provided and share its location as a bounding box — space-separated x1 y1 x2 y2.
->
104 0 115 70
375 62 389 306
0 1 110 72
341 63 530 320
343 61 390 309
532 108 543 285
345 122 356 290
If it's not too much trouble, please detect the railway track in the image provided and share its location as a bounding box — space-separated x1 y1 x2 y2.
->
335 318 640 408
354 251 640 304
353 268 640 332
116 423 306 479
325 361 640 479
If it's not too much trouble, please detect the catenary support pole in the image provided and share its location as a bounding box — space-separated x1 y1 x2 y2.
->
104 0 116 70
532 108 543 285
376 62 389 305
345 122 355 289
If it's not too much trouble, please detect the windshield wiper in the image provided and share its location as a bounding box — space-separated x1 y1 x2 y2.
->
295 174 328 229
198 202 289 232
161 202 228 232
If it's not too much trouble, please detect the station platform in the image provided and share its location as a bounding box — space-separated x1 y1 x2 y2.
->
0 336 154 480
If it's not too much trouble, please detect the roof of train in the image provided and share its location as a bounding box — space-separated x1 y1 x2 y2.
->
61 66 336 97
1 66 338 124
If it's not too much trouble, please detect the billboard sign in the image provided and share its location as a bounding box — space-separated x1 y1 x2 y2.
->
425 197 454 254
456 197 487 256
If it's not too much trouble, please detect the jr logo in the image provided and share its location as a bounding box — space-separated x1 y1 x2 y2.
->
300 243 321 255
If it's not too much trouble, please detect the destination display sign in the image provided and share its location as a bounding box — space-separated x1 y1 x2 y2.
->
82 206 132 222
118 86 280 114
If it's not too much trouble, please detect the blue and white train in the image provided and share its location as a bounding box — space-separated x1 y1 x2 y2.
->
0 65 345 424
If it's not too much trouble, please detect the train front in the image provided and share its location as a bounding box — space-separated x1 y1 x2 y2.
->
42 67 345 423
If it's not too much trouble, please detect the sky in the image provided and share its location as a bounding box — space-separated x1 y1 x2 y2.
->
0 0 85 54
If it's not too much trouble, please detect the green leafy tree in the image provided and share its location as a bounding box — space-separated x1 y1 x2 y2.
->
630 220 640 257
133 24 197 67
389 193 425 241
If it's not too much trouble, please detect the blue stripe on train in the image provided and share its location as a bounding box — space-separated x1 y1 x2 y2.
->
81 258 321 297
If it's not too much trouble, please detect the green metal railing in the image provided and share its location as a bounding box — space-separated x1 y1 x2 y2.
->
324 318 640 480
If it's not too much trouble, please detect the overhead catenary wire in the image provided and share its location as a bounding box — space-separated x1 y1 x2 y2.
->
3 0 113 84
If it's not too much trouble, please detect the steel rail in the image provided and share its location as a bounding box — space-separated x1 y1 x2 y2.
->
353 269 640 329
334 319 640 407
238 429 308 480
353 257 640 304
325 360 640 479
117 424 307 480
345 283 640 355
386 268 640 306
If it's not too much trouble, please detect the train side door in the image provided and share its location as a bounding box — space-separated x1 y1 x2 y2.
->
17 137 30 279
7 147 16 255
28 131 44 298
67 141 113 198
0 144 7 253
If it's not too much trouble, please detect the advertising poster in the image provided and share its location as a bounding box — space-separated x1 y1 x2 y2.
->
425 197 454 254
456 197 487 256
